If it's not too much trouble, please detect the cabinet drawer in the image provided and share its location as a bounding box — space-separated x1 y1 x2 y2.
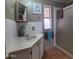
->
9 49 32 59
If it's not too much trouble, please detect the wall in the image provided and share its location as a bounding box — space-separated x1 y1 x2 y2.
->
53 7 60 46
25 22 43 34
18 0 53 21
5 19 17 57
56 5 73 53
17 0 54 32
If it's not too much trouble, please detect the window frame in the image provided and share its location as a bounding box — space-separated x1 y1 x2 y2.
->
44 5 52 29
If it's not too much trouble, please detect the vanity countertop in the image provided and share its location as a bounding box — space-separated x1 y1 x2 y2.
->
6 33 43 57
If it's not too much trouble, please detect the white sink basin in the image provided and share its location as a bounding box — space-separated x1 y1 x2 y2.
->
24 35 37 40
27 36 36 40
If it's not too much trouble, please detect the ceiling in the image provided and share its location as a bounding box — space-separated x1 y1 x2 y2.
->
52 0 73 3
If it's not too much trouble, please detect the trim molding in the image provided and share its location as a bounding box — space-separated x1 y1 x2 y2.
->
56 45 73 58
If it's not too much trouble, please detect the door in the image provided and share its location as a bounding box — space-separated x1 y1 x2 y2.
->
56 5 73 53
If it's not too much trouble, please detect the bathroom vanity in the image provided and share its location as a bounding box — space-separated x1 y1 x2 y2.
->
7 33 43 59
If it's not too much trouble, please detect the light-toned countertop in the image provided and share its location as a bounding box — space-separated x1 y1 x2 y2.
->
6 33 43 57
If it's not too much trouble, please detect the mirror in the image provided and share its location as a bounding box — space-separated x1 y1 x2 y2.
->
15 0 27 22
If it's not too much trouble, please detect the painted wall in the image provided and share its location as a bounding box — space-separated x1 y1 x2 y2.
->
25 22 43 34
18 0 53 21
5 0 69 32
56 5 73 53
53 7 60 46
17 0 54 32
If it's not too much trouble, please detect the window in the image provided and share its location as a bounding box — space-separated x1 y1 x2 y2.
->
44 5 52 29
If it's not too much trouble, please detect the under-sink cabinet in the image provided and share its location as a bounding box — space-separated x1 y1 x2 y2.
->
9 37 43 59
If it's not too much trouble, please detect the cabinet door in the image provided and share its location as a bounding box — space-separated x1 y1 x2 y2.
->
9 0 15 20
5 0 15 20
32 43 40 59
5 0 11 19
39 38 43 59
9 51 31 59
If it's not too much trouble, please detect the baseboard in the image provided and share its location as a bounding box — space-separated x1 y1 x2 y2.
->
56 45 73 58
